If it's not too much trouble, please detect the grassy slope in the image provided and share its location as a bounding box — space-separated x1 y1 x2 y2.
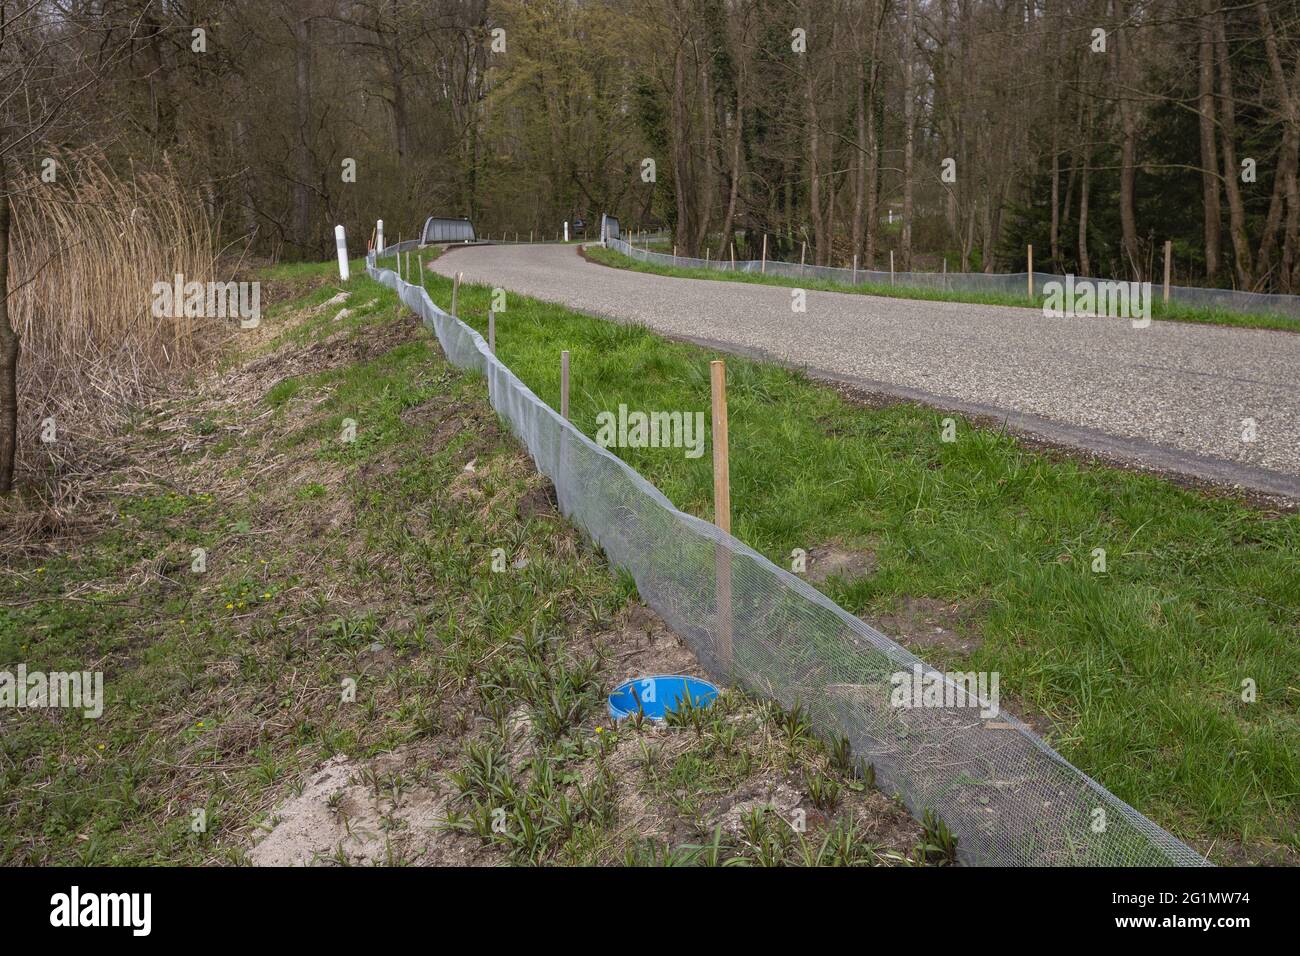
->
586 245 1300 334
0 258 930 867
422 257 1299 862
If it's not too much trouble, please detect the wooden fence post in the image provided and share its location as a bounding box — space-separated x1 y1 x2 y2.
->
730 241 736 270
710 359 733 671
890 250 895 285
452 271 463 316
852 254 858 285
488 310 496 355
1170 238 1180 303
800 241 806 274
1027 244 1034 299
761 234 768 274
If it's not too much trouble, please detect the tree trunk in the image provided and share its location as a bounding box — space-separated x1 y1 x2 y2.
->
1078 107 1092 277
1256 1 1300 292
0 152 17 495
1197 2 1221 281
1114 6 1141 280
900 0 915 271
1212 7 1252 287
852 47 866 262
806 65 826 265
293 15 314 257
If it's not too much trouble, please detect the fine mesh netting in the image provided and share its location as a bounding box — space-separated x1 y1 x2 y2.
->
608 237 1300 321
368 251 1208 867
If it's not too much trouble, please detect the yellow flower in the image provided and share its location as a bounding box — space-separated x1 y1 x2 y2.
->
261 593 271 599
225 603 234 609
97 744 105 751
36 568 45 574
594 727 604 734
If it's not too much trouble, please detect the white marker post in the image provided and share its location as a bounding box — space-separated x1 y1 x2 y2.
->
452 271 463 317
335 225 349 281
488 310 496 355
564 221 570 243
376 219 384 255
761 234 767 274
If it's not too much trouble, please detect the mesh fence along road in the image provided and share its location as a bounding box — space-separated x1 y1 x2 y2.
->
368 251 1208 867
609 238 1300 321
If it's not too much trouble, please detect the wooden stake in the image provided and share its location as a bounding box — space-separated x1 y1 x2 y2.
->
852 254 858 285
800 240 806 274
761 234 768 273
452 271 463 316
560 350 570 420
673 244 677 257
418 256 424 287
730 241 736 270
710 360 731 534
1170 238 1180 304
488 310 496 355
890 250 895 285
1027 244 1034 299
710 359 733 671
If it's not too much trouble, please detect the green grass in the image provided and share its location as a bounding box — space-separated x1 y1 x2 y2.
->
586 244 1300 333
0 258 925 866
408 262 1299 861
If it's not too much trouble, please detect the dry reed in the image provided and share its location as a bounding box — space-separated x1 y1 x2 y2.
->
6 151 217 483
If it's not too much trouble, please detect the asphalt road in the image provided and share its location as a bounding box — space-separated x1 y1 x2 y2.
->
429 242 1300 499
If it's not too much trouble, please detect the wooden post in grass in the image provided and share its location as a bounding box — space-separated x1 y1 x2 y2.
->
761 234 768 273
452 271 463 316
673 244 677 258
1170 238 1180 303
800 241 806 275
730 241 736 270
710 359 733 671
488 310 496 355
852 254 858 285
417 256 424 287
560 350 570 420
890 250 895 285
1027 244 1033 299
943 257 948 291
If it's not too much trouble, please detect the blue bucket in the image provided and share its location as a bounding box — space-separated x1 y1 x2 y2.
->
607 675 719 721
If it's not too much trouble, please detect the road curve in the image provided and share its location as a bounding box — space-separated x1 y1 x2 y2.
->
429 243 1300 499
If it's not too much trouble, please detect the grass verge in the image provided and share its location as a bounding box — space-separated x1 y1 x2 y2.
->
585 244 1300 334
415 261 1299 864
0 258 930 866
